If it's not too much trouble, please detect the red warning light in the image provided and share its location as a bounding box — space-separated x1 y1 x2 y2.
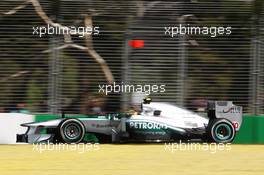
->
129 40 144 48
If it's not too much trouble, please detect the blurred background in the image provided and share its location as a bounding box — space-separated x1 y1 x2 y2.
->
0 0 263 115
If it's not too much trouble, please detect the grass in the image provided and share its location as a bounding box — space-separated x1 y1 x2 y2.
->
0 144 263 175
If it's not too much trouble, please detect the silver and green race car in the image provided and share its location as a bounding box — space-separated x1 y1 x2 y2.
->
17 98 242 144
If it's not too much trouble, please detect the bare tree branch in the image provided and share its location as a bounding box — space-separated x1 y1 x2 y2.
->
4 0 31 15
136 1 145 17
4 0 114 84
84 16 94 50
30 0 74 42
0 71 30 82
84 16 114 84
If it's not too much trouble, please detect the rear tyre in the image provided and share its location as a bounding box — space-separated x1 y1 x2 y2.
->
58 119 85 143
207 119 235 143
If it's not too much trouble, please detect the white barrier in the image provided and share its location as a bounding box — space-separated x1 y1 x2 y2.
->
0 113 34 144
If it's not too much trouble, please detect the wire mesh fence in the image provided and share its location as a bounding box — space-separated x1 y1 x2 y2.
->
0 0 263 115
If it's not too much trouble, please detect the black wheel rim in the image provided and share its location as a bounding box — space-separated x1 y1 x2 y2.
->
63 123 82 140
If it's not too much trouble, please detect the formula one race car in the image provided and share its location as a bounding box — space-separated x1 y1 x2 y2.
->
17 98 242 144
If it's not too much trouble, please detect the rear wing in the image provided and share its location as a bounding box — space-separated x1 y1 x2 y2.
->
207 101 243 131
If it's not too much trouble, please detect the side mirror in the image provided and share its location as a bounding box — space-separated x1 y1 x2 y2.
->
153 110 161 116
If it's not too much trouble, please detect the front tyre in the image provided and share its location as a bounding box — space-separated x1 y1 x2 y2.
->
208 119 235 143
59 119 85 143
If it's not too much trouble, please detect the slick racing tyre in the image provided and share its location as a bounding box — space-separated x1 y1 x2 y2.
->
208 119 235 143
58 119 85 143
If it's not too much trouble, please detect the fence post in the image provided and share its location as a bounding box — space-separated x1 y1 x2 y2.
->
121 29 132 111
177 15 193 107
48 0 61 114
251 15 261 115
